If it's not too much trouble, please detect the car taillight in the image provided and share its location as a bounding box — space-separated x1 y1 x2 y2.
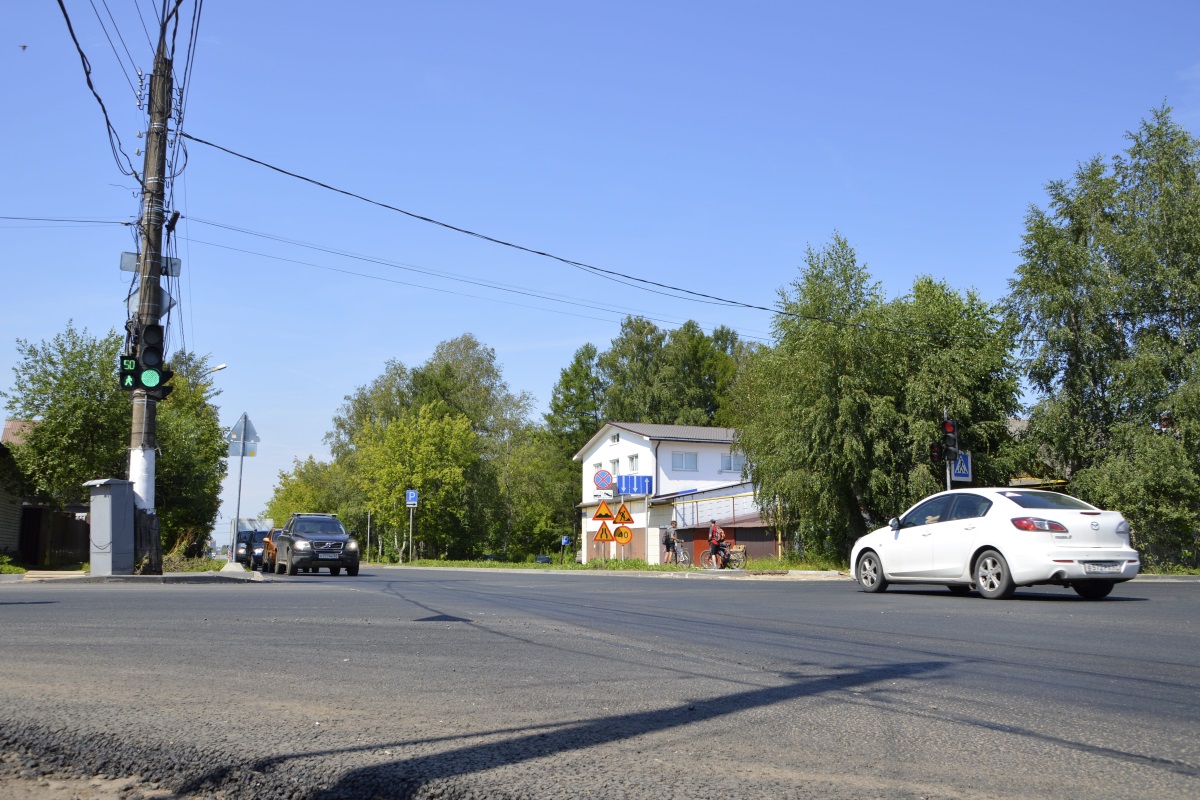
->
1011 517 1068 532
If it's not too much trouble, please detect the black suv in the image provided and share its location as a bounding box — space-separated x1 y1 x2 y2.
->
275 513 360 576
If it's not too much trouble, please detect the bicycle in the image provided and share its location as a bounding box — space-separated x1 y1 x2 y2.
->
666 540 690 567
700 544 746 570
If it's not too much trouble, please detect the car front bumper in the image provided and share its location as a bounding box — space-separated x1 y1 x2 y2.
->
291 551 360 569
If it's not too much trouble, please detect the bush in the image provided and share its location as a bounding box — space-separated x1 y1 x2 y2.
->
162 553 227 573
0 553 26 574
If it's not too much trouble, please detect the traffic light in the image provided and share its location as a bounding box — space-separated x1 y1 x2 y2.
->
127 323 174 397
929 441 945 464
941 419 959 456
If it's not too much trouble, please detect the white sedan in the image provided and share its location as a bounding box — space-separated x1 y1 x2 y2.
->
850 488 1140 600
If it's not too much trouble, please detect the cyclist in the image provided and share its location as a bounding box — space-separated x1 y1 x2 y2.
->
662 520 681 564
708 519 728 568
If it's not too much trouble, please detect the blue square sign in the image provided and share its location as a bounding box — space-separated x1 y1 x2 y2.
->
405 489 418 507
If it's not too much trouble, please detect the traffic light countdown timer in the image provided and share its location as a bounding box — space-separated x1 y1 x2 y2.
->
119 323 173 398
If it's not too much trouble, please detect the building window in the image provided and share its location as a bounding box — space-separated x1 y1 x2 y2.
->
592 462 602 472
609 433 620 445
610 459 620 476
672 451 698 471
721 453 746 473
628 454 638 473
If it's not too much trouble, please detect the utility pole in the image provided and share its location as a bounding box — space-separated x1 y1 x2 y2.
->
128 29 172 513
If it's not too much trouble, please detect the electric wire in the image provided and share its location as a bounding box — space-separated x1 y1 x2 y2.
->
131 0 156 51
182 235 753 336
55 0 140 180
179 133 1042 345
88 0 139 98
184 216 758 329
0 215 132 225
179 133 739 308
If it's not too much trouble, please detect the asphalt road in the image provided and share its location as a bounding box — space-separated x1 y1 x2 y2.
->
1 569 1197 799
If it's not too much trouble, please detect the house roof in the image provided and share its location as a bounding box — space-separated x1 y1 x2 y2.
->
573 421 738 461
1 419 32 446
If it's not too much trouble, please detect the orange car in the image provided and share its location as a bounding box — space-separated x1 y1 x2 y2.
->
261 528 283 573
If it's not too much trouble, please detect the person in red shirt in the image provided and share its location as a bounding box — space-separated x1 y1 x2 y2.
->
708 519 728 568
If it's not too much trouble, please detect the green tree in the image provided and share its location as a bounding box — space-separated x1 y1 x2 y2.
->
734 235 1020 560
656 321 745 426
1 322 128 506
1008 157 1125 477
356 404 477 559
546 343 607 455
264 456 351 522
598 317 666 423
155 351 229 557
1009 107 1200 566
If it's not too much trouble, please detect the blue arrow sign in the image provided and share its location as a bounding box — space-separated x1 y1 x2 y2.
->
616 475 653 496
951 451 972 482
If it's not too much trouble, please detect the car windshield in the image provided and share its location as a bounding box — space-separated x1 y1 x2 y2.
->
1000 491 1097 510
252 531 269 545
295 520 345 535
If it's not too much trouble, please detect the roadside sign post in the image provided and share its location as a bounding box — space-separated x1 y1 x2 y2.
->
226 413 260 559
406 490 418 564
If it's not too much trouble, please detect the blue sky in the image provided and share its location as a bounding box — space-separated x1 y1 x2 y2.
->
3 1 1199 544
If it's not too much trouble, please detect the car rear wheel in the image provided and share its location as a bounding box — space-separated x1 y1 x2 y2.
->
857 552 888 593
974 550 1015 599
1072 580 1115 600
329 566 341 576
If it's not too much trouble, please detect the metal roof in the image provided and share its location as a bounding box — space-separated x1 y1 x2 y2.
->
606 422 738 443
573 421 738 460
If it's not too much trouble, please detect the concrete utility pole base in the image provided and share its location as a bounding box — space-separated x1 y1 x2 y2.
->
128 447 155 510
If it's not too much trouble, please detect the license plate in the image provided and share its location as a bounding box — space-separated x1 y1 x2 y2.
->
318 553 340 560
1084 562 1120 573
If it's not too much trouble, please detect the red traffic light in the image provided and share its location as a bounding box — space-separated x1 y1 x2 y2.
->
940 419 957 434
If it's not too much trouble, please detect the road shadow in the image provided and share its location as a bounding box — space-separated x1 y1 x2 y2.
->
174 659 948 798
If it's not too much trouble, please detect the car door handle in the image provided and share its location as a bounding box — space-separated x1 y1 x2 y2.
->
922 532 933 537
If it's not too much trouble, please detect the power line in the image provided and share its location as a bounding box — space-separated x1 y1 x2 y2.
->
0 215 132 226
184 216 767 336
181 132 1041 344
88 0 140 98
179 132 746 308
55 0 140 179
183 236 734 334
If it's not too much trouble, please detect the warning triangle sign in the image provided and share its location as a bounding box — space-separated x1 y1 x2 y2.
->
593 522 615 542
614 503 634 524
593 501 615 521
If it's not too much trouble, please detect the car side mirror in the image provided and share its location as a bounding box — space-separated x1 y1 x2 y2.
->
889 517 900 531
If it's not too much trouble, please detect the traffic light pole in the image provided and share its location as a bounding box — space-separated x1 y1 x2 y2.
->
128 33 172 512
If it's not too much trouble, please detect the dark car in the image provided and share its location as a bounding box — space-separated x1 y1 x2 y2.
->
234 529 269 569
275 513 360 576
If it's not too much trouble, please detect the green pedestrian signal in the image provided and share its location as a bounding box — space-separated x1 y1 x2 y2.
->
120 355 138 391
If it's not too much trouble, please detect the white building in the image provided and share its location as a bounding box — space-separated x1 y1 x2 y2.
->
573 422 774 564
